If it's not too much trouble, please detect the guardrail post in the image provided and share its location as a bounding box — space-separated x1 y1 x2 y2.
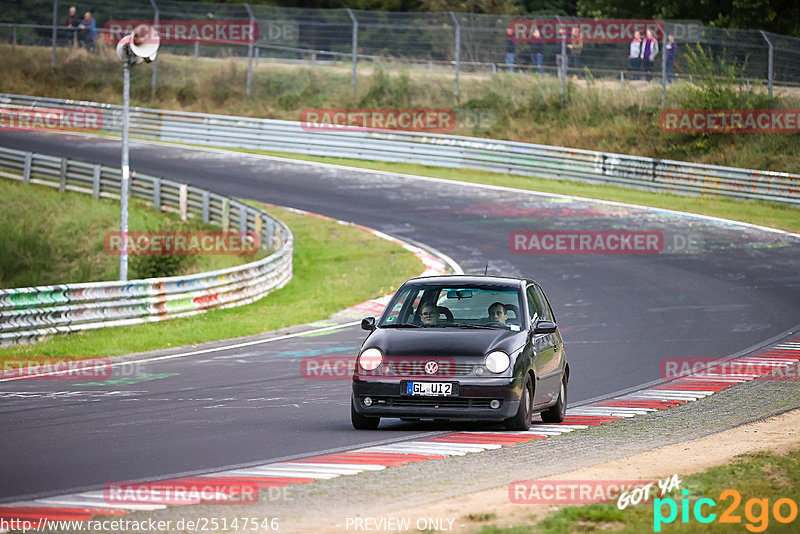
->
239 207 248 252
23 153 32 183
244 3 255 97
59 158 67 192
221 198 230 231
194 40 199 60
201 191 209 223
92 164 101 198
179 183 188 221
149 0 159 93
153 177 161 210
760 31 774 108
266 219 275 252
254 213 262 244
51 0 58 68
449 12 460 99
347 9 358 93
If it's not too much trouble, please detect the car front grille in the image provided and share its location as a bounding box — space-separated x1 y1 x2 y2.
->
380 362 475 377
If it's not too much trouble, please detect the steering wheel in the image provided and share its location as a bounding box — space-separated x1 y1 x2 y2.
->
485 321 507 327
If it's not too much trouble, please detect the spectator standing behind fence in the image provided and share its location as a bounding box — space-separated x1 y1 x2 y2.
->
629 31 643 80
505 27 516 72
66 6 80 48
641 28 659 82
530 28 544 75
78 11 96 52
567 26 583 79
665 34 677 84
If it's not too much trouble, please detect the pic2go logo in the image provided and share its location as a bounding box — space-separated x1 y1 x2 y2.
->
654 489 799 532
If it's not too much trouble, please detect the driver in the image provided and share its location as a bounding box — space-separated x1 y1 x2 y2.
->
419 302 439 326
487 302 508 324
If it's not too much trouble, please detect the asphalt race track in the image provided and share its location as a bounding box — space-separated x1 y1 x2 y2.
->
1 131 799 502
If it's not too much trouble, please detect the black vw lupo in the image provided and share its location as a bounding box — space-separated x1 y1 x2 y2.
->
351 275 568 430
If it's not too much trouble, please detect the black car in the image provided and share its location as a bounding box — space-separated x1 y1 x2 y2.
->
351 275 568 430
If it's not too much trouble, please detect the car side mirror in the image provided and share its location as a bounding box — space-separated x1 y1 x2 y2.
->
532 320 557 335
361 317 376 331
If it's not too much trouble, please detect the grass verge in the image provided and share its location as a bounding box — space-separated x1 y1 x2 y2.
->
0 178 263 288
3 44 799 173
238 150 800 235
0 204 422 361
482 448 800 533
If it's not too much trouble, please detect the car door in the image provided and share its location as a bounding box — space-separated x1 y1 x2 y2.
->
527 284 560 407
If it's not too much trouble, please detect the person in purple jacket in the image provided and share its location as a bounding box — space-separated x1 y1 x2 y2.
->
640 28 659 82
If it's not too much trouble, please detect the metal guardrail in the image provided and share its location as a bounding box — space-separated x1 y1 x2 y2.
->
0 146 293 347
2 93 796 205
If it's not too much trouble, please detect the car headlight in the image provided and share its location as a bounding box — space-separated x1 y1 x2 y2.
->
358 348 383 371
485 350 510 373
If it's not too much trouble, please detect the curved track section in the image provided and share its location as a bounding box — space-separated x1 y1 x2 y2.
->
1 131 799 503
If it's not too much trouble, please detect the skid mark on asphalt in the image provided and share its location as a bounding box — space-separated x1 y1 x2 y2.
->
2 335 798 523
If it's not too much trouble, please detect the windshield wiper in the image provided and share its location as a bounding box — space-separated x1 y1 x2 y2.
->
382 323 422 328
451 323 497 329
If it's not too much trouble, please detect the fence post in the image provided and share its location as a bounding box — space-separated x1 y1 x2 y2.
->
149 0 159 93
23 153 32 183
556 16 566 105
661 23 667 108
51 0 58 68
12 25 17 46
194 40 199 60
347 9 358 93
449 12 460 99
59 158 67 192
92 164 101 198
244 3 255 97
760 31 773 108
202 191 209 223
221 198 230 232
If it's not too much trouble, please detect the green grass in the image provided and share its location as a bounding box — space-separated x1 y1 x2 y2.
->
2 44 799 173
480 449 800 533
238 150 800 235
0 178 261 288
0 204 422 360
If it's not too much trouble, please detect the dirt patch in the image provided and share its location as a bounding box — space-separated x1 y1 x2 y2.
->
300 407 800 533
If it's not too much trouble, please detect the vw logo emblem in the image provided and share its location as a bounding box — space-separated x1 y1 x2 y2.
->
424 361 439 375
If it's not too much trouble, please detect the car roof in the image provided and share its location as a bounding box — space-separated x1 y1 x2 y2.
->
403 274 530 288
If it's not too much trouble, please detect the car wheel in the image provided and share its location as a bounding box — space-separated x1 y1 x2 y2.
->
351 396 380 430
505 374 533 431
541 375 567 423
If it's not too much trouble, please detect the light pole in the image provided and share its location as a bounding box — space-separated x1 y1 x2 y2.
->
116 25 160 280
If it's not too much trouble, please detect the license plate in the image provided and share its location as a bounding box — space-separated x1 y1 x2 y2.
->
406 382 453 396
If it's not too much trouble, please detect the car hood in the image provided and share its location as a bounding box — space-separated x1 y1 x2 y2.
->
364 327 524 358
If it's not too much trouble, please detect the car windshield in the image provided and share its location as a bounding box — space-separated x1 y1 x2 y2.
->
379 284 523 330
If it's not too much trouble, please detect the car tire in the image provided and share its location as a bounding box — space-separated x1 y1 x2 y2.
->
505 374 533 431
541 375 567 423
351 397 380 430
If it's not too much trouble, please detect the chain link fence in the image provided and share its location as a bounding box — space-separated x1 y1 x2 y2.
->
1 1 799 102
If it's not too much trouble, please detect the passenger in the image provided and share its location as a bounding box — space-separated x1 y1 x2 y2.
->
419 302 439 326
488 302 508 324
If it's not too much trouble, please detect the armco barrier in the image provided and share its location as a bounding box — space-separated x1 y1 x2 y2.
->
0 146 293 347
1 93 799 204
